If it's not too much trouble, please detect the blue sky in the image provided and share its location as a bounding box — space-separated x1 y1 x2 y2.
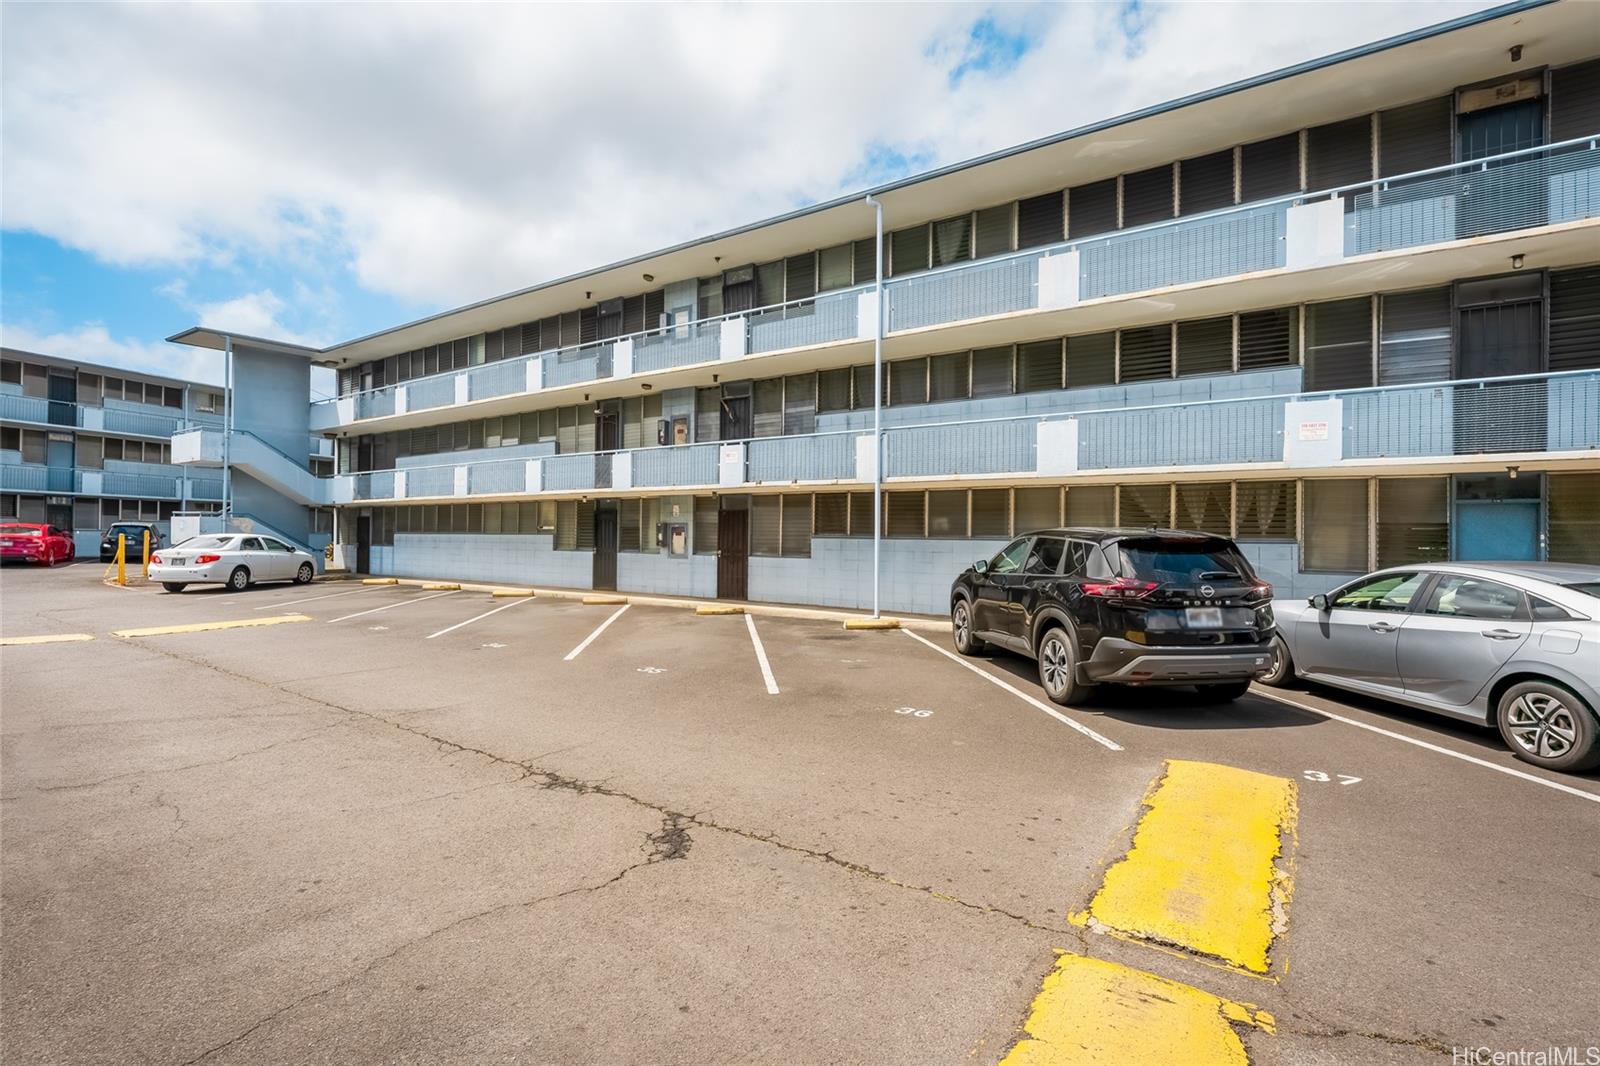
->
0 1 1490 388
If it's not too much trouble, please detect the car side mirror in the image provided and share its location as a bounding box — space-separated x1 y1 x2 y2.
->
973 559 989 575
1309 593 1330 612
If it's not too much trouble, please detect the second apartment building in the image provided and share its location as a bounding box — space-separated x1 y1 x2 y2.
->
168 0 1600 614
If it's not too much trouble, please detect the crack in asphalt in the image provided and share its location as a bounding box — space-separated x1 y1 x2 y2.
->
31 723 345 793
1278 1017 1454 1055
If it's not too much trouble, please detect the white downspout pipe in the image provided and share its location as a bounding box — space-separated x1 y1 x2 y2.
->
865 195 884 619
222 335 232 524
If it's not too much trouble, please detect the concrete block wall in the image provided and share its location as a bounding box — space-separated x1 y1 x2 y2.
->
1237 540 1357 600
748 537 1009 615
386 534 593 588
617 550 716 599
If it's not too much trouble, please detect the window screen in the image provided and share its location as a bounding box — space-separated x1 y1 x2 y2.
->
1303 479 1368 571
1236 480 1296 539
1548 266 1600 372
750 495 781 556
1378 97 1451 176
1118 484 1169 528
970 489 1009 537
1548 472 1600 564
1067 179 1117 239
784 374 816 435
785 253 817 301
1066 333 1116 388
1174 483 1231 536
1179 150 1235 216
619 499 641 552
753 379 783 437
1240 133 1300 201
1016 192 1064 249
927 490 967 538
814 492 849 536
890 358 927 406
890 224 929 276
555 500 578 550
930 352 969 403
932 215 971 267
1176 318 1232 378
1016 340 1063 393
1305 298 1373 390
1376 477 1448 567
817 368 852 413
1118 325 1173 382
1307 115 1372 190
971 347 1012 398
852 363 884 409
1121 165 1174 227
818 244 853 292
1378 288 1452 385
1237 308 1298 370
693 497 718 554
696 387 721 441
885 491 925 538
974 204 1013 258
853 238 879 284
1014 488 1060 533
1550 58 1600 143
1064 485 1115 528
781 495 812 557
848 492 874 537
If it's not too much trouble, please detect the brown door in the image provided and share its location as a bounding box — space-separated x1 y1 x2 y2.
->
593 506 618 591
717 506 748 601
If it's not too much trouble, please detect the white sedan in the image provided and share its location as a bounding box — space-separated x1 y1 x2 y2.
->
150 534 318 593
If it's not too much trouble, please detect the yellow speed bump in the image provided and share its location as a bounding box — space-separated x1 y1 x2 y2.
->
361 577 398 585
843 617 901 630
582 595 627 606
1074 760 1297 975
113 614 313 638
999 953 1272 1066
695 604 744 615
490 588 535 598
422 583 460 591
0 633 95 647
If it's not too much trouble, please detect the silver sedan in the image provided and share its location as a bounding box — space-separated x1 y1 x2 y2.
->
150 534 318 593
1261 562 1600 773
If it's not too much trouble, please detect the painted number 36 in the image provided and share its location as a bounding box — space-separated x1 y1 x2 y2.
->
1303 770 1362 785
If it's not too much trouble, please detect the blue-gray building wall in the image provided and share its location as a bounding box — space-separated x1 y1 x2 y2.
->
232 469 312 547
233 344 311 469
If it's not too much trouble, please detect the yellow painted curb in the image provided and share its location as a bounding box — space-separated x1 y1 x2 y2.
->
1074 760 1298 975
0 633 95 647
361 577 398 585
422 583 460 591
582 595 628 606
999 953 1270 1066
695 605 745 615
490 588 535 598
842 617 902 630
112 614 313 638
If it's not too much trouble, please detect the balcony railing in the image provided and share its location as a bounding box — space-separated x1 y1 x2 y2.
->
0 459 226 500
332 369 1597 503
314 135 1598 430
0 393 196 438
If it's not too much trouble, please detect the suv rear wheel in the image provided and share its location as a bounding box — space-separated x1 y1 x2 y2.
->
1037 627 1095 706
951 599 986 656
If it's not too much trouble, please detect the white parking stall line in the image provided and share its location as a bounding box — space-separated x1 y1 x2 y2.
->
745 614 780 696
254 585 381 610
425 596 532 640
325 589 460 624
563 604 630 661
901 629 1122 752
1251 689 1600 805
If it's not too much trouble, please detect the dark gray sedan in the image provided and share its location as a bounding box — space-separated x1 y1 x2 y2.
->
1262 562 1600 773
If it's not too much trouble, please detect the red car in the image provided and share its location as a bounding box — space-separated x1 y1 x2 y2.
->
0 523 76 566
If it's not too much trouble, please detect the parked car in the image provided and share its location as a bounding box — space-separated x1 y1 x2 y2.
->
0 522 76 567
1261 562 1600 773
149 533 317 593
100 521 164 562
950 528 1276 705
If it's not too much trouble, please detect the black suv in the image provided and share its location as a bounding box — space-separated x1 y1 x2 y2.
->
950 528 1276 705
100 522 163 562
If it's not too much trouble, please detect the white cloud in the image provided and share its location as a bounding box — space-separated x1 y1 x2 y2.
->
2 1 1493 328
0 323 223 386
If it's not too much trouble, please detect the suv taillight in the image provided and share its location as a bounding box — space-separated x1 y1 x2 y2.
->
1083 577 1159 599
1247 580 1272 599
194 553 221 564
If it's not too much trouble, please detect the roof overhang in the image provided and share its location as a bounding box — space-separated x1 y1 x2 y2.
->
164 328 327 361
167 0 1597 369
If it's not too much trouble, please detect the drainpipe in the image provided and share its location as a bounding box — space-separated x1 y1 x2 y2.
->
865 195 884 619
222 334 232 526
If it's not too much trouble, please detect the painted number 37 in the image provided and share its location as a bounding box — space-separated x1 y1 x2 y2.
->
1303 770 1362 785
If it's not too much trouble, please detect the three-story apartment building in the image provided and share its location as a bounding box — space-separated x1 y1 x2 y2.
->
167 0 1599 615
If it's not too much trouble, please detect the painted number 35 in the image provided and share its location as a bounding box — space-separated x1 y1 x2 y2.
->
1303 770 1362 785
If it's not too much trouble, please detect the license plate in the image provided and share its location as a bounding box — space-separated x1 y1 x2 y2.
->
1186 607 1224 628
168 557 185 566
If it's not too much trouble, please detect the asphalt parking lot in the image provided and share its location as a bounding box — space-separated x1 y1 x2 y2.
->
3 564 1598 1065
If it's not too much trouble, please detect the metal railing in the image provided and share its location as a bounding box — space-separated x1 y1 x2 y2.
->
0 393 192 438
334 368 1598 501
634 320 721 373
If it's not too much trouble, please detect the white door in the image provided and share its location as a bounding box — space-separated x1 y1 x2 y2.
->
237 536 271 580
260 537 297 580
